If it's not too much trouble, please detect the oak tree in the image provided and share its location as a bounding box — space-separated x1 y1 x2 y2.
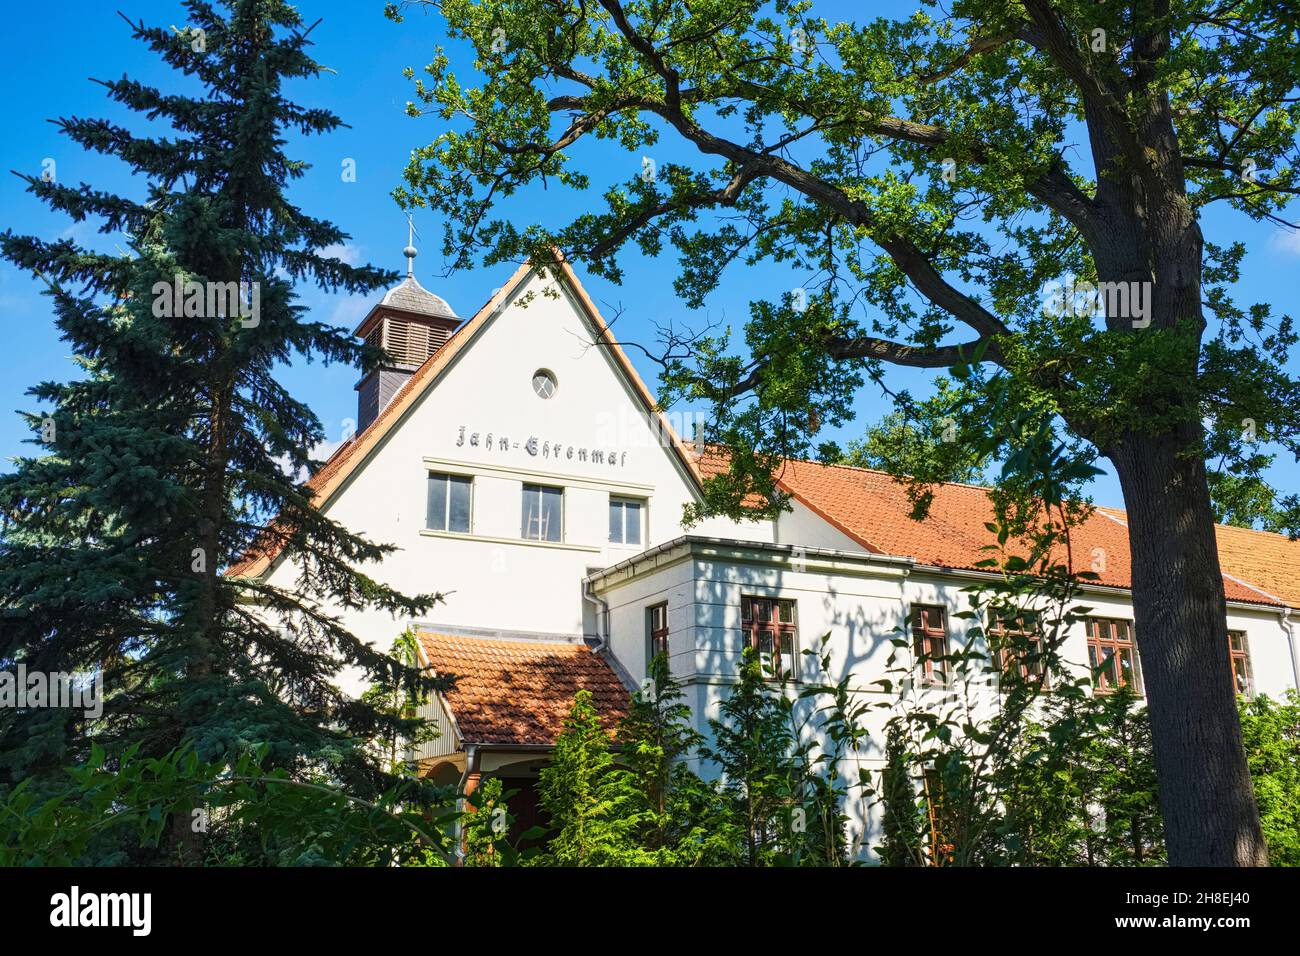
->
391 0 1299 864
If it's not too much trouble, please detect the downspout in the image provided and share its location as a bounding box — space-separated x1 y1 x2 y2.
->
1282 607 1300 695
455 744 478 866
582 576 610 652
456 744 477 794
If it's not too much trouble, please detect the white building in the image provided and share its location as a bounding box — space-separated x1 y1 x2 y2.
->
231 250 1300 859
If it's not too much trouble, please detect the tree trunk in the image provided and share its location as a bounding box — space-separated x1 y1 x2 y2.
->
1110 427 1268 865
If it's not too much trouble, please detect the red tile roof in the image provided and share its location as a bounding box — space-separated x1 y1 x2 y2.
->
686 442 772 508
1211 520 1300 608
417 633 630 747
770 457 1294 607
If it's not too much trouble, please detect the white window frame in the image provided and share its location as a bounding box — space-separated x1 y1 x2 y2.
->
521 483 564 542
427 472 473 533
608 496 646 546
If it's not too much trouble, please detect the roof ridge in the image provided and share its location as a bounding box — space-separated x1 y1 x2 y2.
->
1214 521 1300 543
416 629 592 650
782 455 995 493
713 448 1300 548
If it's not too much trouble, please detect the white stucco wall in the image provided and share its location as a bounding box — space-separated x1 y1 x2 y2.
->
260 266 768 690
773 497 863 551
592 539 1300 861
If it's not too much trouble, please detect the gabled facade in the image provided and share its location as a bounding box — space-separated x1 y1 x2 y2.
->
234 251 1300 860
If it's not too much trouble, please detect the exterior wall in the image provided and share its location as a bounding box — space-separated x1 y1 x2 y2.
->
687 549 912 861
602 552 697 685
260 267 768 693
773 497 862 551
411 693 460 762
593 542 1300 862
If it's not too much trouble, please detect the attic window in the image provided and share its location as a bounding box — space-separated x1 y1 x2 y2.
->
532 369 557 399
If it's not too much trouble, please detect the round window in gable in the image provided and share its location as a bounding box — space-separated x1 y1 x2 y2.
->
532 368 558 399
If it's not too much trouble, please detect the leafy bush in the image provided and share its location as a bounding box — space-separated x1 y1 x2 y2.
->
1239 691 1300 866
0 744 458 867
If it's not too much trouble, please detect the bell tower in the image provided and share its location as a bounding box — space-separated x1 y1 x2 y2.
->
354 221 460 431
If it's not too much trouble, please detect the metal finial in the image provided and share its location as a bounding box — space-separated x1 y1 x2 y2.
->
403 214 419 278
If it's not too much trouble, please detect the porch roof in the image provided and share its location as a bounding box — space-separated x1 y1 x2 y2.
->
416 632 630 747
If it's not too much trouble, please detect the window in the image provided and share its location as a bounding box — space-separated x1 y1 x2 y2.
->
608 497 644 546
911 605 950 686
741 596 798 680
1085 617 1142 694
521 484 563 541
427 473 472 533
531 368 557 399
647 603 669 665
1228 630 1252 696
988 610 1047 688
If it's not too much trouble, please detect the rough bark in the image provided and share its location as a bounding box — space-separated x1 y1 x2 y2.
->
1110 428 1269 865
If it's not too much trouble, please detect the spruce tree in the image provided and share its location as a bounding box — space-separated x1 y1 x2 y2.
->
0 0 440 861
1086 688 1164 865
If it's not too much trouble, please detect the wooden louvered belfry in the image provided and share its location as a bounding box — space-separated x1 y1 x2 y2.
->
362 307 455 367
353 267 460 431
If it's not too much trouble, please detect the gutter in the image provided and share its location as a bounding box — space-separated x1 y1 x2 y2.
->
587 533 915 586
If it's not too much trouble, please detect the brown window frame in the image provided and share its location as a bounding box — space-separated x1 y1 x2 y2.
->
988 610 1048 689
741 595 799 680
1085 617 1143 695
647 602 669 666
911 605 951 686
1228 630 1253 697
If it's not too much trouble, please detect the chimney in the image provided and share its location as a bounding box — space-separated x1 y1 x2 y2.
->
354 232 460 432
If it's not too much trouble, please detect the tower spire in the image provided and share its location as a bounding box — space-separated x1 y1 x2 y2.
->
403 214 419 279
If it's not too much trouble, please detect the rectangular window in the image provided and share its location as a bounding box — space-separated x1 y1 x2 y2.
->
988 610 1047 688
911 605 950 686
741 596 798 680
609 497 644 546
427 473 472 533
1085 617 1142 694
521 484 563 542
1228 630 1252 696
647 602 669 666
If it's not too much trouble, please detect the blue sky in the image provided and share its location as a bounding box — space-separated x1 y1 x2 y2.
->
2 1 1298 512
